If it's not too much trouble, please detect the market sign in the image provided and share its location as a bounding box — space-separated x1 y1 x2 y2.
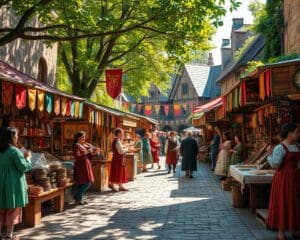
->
123 119 137 128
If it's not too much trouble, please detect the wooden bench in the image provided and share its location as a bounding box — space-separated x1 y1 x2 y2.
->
25 183 73 227
256 209 268 227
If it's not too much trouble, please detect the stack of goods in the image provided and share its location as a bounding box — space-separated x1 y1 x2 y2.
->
49 171 57 188
33 168 51 192
27 185 43 195
56 167 68 187
25 172 34 185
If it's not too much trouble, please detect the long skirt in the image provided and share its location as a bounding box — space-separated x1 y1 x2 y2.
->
214 150 230 176
0 207 22 226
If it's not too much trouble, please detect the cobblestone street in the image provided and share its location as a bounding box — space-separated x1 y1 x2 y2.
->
17 158 278 240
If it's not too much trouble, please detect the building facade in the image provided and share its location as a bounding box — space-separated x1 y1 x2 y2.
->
0 6 57 86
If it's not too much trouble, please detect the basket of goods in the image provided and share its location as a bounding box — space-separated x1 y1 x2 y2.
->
49 164 60 172
25 172 35 185
33 168 48 182
28 185 44 195
39 177 51 191
57 178 68 187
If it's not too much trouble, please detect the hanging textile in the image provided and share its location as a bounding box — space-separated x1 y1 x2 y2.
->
66 98 71 116
232 90 235 109
61 97 67 116
15 85 27 110
164 105 170 116
2 82 13 106
259 72 265 101
130 103 136 112
94 110 98 124
37 90 45 112
105 69 123 99
79 102 84 118
154 105 160 115
241 81 247 105
54 95 61 116
45 93 53 113
236 87 240 108
28 88 37 111
74 101 80 118
265 69 271 97
144 105 152 116
189 102 194 111
71 100 75 117
174 104 181 116
182 103 188 111
137 104 142 113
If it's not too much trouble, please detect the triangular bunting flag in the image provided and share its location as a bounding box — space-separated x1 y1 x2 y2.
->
154 105 160 115
164 105 169 116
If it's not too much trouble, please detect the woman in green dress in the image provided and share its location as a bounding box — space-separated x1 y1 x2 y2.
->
230 135 243 165
134 134 143 169
142 132 153 172
0 127 32 240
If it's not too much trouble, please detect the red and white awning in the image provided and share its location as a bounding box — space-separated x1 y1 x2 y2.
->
193 97 223 114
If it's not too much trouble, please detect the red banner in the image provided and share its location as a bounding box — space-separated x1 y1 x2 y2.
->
174 104 181 116
137 104 143 113
164 105 169 116
265 69 271 97
105 69 122 99
2 82 13 106
15 85 27 109
144 105 152 116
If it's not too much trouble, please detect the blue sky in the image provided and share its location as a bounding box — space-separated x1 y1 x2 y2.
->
212 0 265 65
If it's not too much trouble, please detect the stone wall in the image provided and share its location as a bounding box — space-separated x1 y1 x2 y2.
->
0 6 57 86
284 0 300 55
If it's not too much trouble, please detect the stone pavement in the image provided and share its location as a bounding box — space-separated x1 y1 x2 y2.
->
16 158 279 240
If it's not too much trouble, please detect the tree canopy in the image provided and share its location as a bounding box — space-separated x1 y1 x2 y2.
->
1 0 241 101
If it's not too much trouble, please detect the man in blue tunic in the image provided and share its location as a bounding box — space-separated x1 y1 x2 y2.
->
210 126 220 171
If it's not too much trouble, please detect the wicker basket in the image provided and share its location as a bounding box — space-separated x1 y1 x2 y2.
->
231 185 243 208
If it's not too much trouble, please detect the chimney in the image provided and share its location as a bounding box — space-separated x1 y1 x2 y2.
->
207 53 214 66
232 18 244 32
231 18 249 55
221 39 232 70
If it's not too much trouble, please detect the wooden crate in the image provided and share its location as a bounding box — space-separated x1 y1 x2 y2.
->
256 209 268 227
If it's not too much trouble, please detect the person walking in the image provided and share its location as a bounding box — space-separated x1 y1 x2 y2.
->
134 134 143 171
142 132 153 172
109 128 129 192
180 131 198 178
267 123 300 240
210 126 221 171
214 132 231 180
73 131 96 205
150 132 161 169
165 131 180 174
0 127 32 240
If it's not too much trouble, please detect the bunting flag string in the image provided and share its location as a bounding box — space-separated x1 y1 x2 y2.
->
28 88 37 111
45 93 53 114
130 103 136 112
2 82 13 106
79 102 84 118
154 105 160 115
74 101 80 118
164 105 169 116
15 85 27 110
54 95 61 116
182 103 187 111
37 90 45 112
174 103 181 116
61 97 67 116
137 104 142 113
71 100 75 117
189 102 194 111
66 98 71 116
259 72 265 101
144 105 152 116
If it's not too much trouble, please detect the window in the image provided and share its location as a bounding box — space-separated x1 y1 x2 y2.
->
181 83 188 95
150 91 157 99
37 58 47 83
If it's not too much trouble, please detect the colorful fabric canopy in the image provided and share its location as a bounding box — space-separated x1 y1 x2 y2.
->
45 93 53 113
15 85 27 110
37 90 45 112
2 81 13 106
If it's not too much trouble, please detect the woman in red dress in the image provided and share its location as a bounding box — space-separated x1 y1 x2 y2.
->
165 131 180 174
150 132 161 169
109 128 129 192
73 131 96 205
267 123 300 240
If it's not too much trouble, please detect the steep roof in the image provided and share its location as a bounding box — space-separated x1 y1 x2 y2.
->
216 34 265 83
202 65 222 98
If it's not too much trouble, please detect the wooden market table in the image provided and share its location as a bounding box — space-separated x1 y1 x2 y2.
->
25 183 74 227
230 166 274 213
